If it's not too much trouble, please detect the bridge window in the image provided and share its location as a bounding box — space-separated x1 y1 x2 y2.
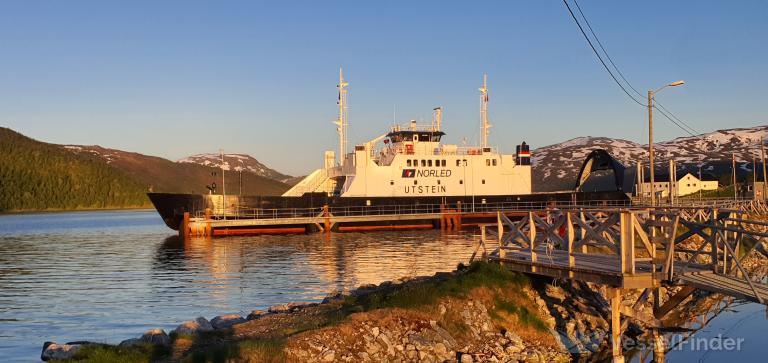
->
428 160 432 167
421 160 426 167
435 159 440 166
442 160 446 167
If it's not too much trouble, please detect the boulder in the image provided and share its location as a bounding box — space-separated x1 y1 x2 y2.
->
268 302 314 313
247 309 268 320
41 342 83 361
211 314 246 330
173 317 213 335
140 328 171 346
118 338 142 347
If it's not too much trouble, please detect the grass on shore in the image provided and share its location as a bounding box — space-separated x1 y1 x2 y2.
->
343 261 529 311
51 343 167 363
59 262 544 363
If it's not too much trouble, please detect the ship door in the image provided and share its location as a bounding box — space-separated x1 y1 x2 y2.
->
413 135 418 142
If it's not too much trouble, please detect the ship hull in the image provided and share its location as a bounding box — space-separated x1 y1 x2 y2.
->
148 191 630 232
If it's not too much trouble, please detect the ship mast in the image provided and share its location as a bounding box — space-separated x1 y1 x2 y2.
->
432 107 443 131
479 74 491 148
334 68 349 166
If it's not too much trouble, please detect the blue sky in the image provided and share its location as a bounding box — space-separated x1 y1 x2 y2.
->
1 1 766 175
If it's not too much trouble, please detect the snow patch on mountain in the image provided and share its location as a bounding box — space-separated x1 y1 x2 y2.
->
178 153 291 181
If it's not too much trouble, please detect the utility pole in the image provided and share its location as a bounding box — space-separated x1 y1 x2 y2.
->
732 153 737 200
648 90 655 206
761 137 767 199
698 163 703 200
647 80 684 206
220 149 226 220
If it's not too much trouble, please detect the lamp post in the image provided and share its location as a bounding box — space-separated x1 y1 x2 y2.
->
648 80 685 206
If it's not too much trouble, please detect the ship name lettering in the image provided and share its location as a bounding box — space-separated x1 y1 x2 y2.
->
415 169 451 178
403 185 447 194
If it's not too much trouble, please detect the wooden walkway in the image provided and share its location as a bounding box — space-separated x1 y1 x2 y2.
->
474 201 768 363
678 271 768 304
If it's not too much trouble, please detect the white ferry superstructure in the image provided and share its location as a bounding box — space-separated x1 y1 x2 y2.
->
283 70 533 199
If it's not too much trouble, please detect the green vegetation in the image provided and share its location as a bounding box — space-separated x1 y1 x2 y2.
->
185 338 286 363
52 343 167 363
492 297 548 332
0 127 150 211
0 127 290 212
344 261 529 311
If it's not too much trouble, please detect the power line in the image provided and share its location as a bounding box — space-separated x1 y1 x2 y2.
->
566 0 702 137
572 0 643 98
561 0 646 106
654 105 698 137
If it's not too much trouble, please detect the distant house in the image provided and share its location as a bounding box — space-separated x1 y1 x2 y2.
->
637 172 718 198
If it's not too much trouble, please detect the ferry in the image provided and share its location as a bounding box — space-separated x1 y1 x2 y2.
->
148 70 627 233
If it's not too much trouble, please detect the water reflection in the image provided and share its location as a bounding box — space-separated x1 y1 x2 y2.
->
1 210 766 362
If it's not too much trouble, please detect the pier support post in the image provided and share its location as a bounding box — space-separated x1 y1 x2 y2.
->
652 329 666 363
204 208 212 237
180 212 190 239
323 205 331 233
609 287 625 363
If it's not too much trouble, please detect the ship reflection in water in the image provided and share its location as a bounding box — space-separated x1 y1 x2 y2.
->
152 230 482 309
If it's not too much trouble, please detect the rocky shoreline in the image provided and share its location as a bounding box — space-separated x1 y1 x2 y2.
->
41 262 633 362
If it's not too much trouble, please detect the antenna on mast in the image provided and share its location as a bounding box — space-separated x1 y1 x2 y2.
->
432 107 443 131
479 74 491 148
334 68 349 166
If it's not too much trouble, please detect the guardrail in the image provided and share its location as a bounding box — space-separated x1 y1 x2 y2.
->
196 199 635 221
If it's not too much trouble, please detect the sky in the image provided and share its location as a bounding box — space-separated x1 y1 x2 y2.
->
1 0 766 176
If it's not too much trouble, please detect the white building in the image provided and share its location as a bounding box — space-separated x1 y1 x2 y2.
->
637 172 718 198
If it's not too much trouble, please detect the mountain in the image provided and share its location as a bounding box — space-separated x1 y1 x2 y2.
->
532 125 768 192
60 145 290 196
178 153 292 182
0 127 291 212
0 127 149 211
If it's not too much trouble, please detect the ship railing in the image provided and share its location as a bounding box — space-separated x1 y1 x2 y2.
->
197 199 635 221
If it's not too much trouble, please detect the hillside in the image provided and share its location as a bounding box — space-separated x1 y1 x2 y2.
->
179 153 291 182
532 125 768 192
62 145 290 196
0 127 150 211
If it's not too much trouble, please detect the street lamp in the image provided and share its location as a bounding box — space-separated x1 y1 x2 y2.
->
648 80 685 206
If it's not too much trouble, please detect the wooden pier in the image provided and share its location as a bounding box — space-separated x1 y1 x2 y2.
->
474 201 768 362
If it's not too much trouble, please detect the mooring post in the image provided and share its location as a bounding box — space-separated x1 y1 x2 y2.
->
609 287 625 363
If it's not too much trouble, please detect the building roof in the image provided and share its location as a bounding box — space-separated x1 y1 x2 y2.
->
641 171 718 183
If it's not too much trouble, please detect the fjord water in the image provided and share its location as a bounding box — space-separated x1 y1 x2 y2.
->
0 210 482 361
1 210 765 362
